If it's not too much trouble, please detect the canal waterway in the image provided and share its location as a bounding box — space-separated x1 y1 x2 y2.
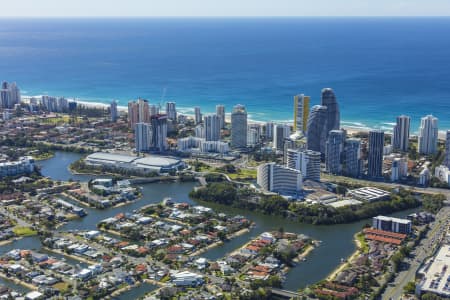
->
1 151 419 293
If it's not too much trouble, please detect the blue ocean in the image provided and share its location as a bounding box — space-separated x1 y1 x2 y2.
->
0 17 449 131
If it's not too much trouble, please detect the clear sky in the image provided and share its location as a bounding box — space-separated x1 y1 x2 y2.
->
1 0 450 17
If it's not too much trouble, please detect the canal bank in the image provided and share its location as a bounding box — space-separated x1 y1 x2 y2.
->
32 151 420 290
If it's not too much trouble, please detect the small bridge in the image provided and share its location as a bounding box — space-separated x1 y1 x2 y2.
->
270 288 304 299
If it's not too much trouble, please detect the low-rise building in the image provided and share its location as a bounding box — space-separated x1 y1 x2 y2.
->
257 162 302 196
0 156 35 178
372 216 412 234
348 187 390 202
417 244 450 297
435 165 450 187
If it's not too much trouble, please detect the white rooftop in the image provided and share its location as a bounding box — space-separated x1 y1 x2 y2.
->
134 156 180 167
419 244 450 296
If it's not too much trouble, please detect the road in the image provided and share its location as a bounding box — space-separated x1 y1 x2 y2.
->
322 174 450 204
382 206 450 300
0 206 33 227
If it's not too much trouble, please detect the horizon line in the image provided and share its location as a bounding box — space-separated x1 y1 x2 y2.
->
1 15 450 19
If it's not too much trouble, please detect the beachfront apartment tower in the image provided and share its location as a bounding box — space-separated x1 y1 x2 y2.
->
392 115 410 152
293 94 310 134
273 124 291 151
418 115 438 155
150 114 168 152
344 138 362 178
264 122 274 140
368 130 385 178
216 105 226 129
231 104 248 149
149 104 159 117
445 130 450 168
306 105 328 154
321 88 340 135
135 122 152 153
204 114 221 141
194 107 202 125
325 130 345 175
128 98 150 128
286 149 321 181
0 81 20 109
165 102 177 121
248 124 262 147
110 100 118 122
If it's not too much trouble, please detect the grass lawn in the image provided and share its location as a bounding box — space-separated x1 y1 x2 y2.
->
53 282 70 293
13 226 38 237
356 232 369 254
227 168 257 180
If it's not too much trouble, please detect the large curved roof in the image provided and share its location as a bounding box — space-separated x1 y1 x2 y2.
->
134 156 181 167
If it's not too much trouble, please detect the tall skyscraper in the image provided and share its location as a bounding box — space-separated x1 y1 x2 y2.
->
344 138 361 178
0 82 10 109
150 114 168 152
418 115 438 155
264 122 274 140
247 128 259 147
273 124 290 151
135 123 152 153
204 114 221 141
286 149 321 181
165 102 177 121
392 115 410 152
128 101 139 128
128 99 150 128
368 130 385 178
9 82 20 107
293 94 310 134
194 107 202 124
306 105 328 154
445 130 450 168
195 124 205 138
137 98 150 123
110 100 118 122
321 88 340 135
149 105 159 117
0 81 20 109
216 105 226 129
231 104 248 149
248 124 262 147
325 130 345 174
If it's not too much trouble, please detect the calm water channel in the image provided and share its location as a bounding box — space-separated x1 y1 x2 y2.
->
0 151 419 295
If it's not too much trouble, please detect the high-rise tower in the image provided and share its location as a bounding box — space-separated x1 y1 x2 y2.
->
445 130 450 168
368 130 384 178
110 100 118 122
293 94 310 134
325 130 345 174
306 105 328 154
216 105 225 129
231 104 248 149
204 114 221 141
165 102 177 121
418 115 438 155
392 115 410 152
321 88 340 134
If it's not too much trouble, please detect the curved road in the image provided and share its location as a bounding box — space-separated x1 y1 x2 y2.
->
382 206 450 300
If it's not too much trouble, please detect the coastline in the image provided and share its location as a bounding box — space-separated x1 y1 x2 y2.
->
22 96 449 137
326 233 361 282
